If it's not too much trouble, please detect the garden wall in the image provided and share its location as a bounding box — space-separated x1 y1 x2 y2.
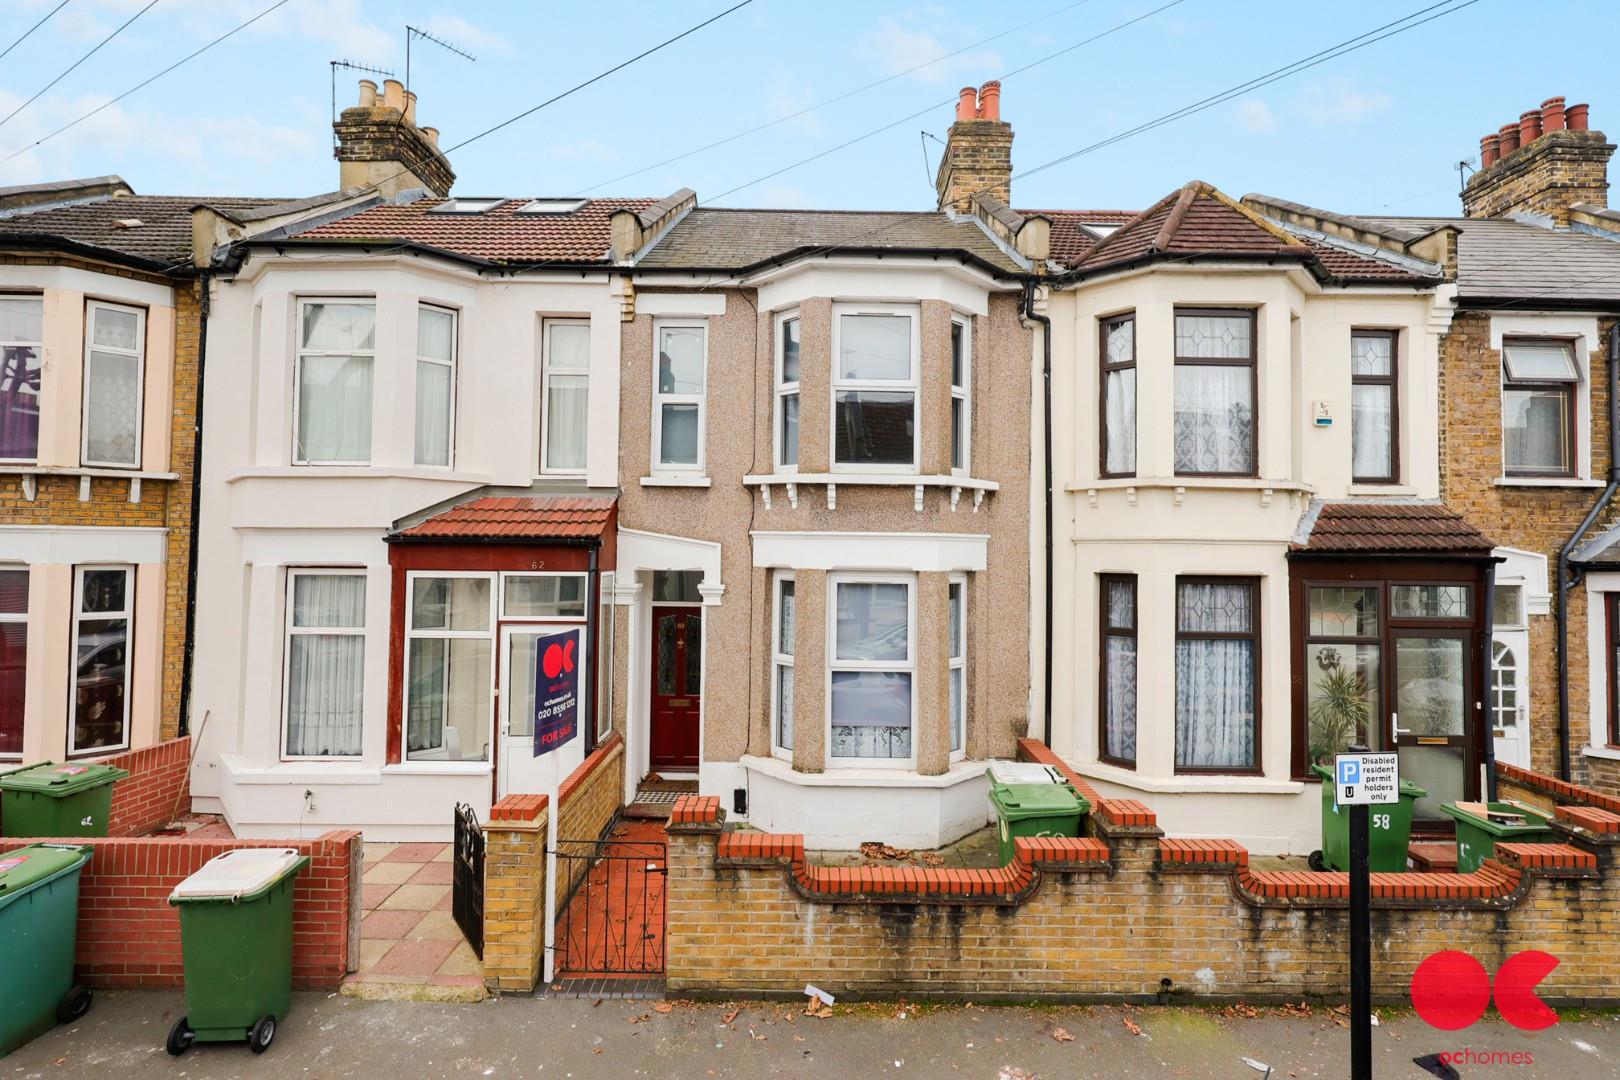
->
0 736 190 838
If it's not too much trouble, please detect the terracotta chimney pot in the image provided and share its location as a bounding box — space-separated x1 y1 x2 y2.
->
422 126 439 149
1567 103 1590 130
978 80 1001 121
1498 123 1520 154
358 79 377 108
1541 97 1566 132
1519 109 1543 145
403 90 418 126
382 78 405 113
956 87 976 122
1480 133 1500 168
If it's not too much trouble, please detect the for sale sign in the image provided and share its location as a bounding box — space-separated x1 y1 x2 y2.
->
532 628 581 757
1334 752 1399 806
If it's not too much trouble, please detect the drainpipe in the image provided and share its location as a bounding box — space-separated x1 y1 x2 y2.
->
585 543 600 756
1021 279 1054 746
177 269 210 739
1555 324 1620 780
1480 558 1499 801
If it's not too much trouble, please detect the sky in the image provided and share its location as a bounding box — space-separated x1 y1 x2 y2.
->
0 0 1616 217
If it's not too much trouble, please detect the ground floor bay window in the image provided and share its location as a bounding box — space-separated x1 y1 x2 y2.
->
0 567 26 758
829 574 915 762
72 565 134 755
283 570 366 759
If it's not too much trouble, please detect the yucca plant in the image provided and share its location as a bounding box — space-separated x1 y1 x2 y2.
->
1309 651 1371 766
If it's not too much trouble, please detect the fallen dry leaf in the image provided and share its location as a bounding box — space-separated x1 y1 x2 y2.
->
1051 1027 1075 1043
654 1002 673 1014
1122 1017 1144 1037
722 1007 741 1024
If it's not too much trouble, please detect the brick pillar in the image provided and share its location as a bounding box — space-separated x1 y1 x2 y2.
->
482 794 548 992
665 795 724 992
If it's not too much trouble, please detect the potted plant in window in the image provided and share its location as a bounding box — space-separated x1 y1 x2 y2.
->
1308 648 1370 766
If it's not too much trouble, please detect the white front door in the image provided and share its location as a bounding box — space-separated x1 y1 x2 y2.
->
1491 634 1531 769
497 624 588 799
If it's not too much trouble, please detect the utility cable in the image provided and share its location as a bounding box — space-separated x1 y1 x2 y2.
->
0 0 71 63
0 0 160 132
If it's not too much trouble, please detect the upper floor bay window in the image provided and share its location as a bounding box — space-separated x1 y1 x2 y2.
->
950 318 971 474
829 575 914 762
834 308 917 471
72 566 133 755
1175 577 1258 772
295 300 375 465
1100 314 1136 477
1174 309 1255 477
0 295 42 463
776 314 800 470
81 302 146 468
1351 330 1397 483
1502 338 1578 478
541 319 590 474
414 306 456 467
654 321 706 473
0 568 27 758
771 572 795 757
406 575 493 763
284 570 366 758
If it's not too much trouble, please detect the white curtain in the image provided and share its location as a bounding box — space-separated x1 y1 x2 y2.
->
776 664 794 750
1174 582 1254 768
660 403 699 465
1174 365 1253 473
1105 637 1137 760
546 376 589 470
1104 367 1136 473
286 575 365 757
1503 389 1568 472
84 349 139 464
1351 383 1392 478
298 355 373 462
415 359 451 466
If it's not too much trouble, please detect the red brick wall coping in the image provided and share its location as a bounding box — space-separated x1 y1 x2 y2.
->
491 793 547 823
1239 862 1526 902
671 794 722 825
1558 804 1620 834
1498 761 1620 816
558 732 622 804
489 733 628 824
1160 838 1249 868
1014 738 1158 828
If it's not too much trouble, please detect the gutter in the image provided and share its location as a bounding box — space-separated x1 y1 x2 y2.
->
1021 279 1054 748
0 232 169 273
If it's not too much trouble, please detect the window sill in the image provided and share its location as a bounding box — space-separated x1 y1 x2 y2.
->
1071 758 1304 795
742 472 999 512
740 753 987 789
1494 477 1608 489
225 466 495 484
219 756 383 785
381 761 493 776
1068 476 1312 510
1580 745 1620 762
0 465 178 504
640 475 712 488
1347 483 1420 496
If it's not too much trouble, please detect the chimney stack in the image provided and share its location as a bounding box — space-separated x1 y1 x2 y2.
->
1463 95 1613 224
935 81 1013 213
333 79 455 198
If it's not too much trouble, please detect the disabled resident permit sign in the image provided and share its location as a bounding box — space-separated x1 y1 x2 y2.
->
1334 752 1399 806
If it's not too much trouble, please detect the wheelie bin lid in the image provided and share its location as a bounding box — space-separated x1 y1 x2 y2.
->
169 848 309 904
0 761 129 796
990 782 1087 819
987 760 1066 786
0 844 92 902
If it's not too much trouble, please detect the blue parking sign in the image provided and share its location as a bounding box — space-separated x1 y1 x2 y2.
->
1338 758 1362 786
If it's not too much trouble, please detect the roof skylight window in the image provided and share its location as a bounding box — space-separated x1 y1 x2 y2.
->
430 198 506 214
518 198 587 215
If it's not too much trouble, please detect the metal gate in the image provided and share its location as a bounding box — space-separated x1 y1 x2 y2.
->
553 838 666 975
452 802 485 958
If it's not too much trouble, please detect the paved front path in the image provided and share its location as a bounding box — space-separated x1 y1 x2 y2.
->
343 841 483 1000
8 990 1617 1079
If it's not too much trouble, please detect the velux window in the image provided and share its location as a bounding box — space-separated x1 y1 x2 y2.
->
295 300 375 465
1502 338 1578 477
1173 309 1255 477
834 308 917 470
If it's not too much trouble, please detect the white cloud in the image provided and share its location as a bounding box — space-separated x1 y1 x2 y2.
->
858 16 1000 85
1235 99 1274 134
1294 79 1394 124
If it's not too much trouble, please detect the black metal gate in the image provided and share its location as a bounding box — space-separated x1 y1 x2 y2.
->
452 802 485 958
553 838 666 975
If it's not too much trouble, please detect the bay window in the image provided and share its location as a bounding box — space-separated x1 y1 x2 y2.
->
542 319 590 474
1173 309 1255 477
0 568 26 758
414 305 455 467
1100 314 1136 477
284 570 366 758
653 321 706 472
949 575 966 754
406 575 493 762
772 573 795 757
829 575 913 761
1100 574 1137 766
1174 577 1258 771
1351 329 1397 483
71 566 133 755
0 295 42 462
1502 337 1578 477
833 308 917 470
295 300 375 465
950 317 970 474
81 301 145 468
776 314 800 470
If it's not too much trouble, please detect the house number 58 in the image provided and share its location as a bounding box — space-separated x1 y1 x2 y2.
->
1373 813 1391 830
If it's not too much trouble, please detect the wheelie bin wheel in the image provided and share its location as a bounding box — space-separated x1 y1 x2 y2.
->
1307 849 1326 872
56 985 92 1024
250 1014 277 1054
167 1017 195 1056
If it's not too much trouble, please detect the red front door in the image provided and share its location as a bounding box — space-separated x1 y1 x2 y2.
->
649 607 700 770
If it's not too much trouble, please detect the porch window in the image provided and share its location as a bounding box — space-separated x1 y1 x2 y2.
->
295 300 375 464
1502 337 1578 477
1174 578 1257 771
776 314 799 470
1100 313 1135 477
596 572 615 742
1350 330 1396 483
1390 584 1471 620
71 566 133 755
949 575 967 754
1099 574 1137 766
414 305 456 467
1304 586 1381 766
0 295 42 462
950 317 970 474
833 308 917 470
81 301 145 468
284 571 365 758
772 573 795 756
0 568 26 758
1173 309 1255 477
406 575 493 762
654 322 706 472
504 574 586 617
541 319 590 474
829 575 913 761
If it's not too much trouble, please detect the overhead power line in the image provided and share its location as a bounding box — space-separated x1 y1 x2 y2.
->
0 0 72 62
0 0 160 132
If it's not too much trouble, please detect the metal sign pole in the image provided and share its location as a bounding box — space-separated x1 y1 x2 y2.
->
1347 743 1373 1080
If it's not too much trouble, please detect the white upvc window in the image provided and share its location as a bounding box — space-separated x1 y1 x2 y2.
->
0 294 43 464
0 566 25 759
81 301 146 468
283 569 366 759
949 574 967 756
414 305 456 467
294 299 375 465
771 572 795 759
832 305 919 472
653 320 707 474
406 573 494 763
827 573 915 764
541 319 591 475
70 565 133 756
775 312 800 471
950 316 970 475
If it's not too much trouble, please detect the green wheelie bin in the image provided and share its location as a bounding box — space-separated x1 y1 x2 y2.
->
1441 801 1555 874
1307 764 1426 872
988 780 1088 865
166 848 309 1056
0 762 128 838
0 844 95 1058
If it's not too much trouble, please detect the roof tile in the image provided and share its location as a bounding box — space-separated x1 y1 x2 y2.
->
395 496 616 540
1294 501 1496 555
0 193 294 268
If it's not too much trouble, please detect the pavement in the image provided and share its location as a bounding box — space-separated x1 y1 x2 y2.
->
7 990 1617 1079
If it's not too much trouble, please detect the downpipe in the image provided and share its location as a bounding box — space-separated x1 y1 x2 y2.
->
1021 279 1054 747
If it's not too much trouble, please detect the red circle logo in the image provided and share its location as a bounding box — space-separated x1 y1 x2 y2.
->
542 643 564 678
1411 950 1491 1030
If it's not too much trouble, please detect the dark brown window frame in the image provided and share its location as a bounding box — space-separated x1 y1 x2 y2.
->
1098 312 1136 479
1098 573 1137 768
1172 307 1259 479
1501 336 1578 480
1350 328 1399 484
1173 574 1262 776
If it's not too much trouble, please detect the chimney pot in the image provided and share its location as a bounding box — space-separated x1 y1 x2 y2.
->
1497 123 1520 154
1519 109 1543 145
358 79 377 108
403 90 418 126
1480 133 1500 168
382 78 405 113
1567 103 1590 130
1541 96 1566 132
978 80 1001 121
422 126 439 149
957 87 976 122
